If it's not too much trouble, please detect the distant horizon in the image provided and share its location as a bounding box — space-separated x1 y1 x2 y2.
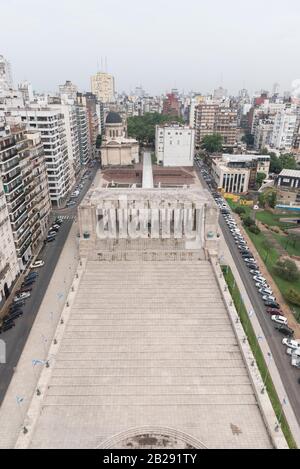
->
1 0 300 97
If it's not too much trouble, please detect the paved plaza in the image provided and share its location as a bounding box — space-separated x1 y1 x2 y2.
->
24 256 272 448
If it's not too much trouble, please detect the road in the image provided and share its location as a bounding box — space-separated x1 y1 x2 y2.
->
0 162 99 404
194 158 300 426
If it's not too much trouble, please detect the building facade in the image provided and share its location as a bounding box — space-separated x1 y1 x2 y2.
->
18 108 71 207
0 55 13 92
91 72 115 103
100 112 139 166
0 172 19 304
162 93 181 117
155 123 195 167
276 169 300 205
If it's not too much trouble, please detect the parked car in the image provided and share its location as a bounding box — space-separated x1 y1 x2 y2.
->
265 300 280 308
282 338 300 350
14 292 30 302
66 200 76 207
17 286 32 294
30 260 45 268
52 224 60 230
0 322 15 333
286 348 300 357
9 301 24 311
259 287 273 295
262 295 276 301
5 310 23 322
291 356 300 368
54 218 63 225
253 276 266 283
46 235 56 243
275 323 294 337
266 308 283 315
25 272 38 280
22 277 35 286
250 269 260 275
271 315 288 325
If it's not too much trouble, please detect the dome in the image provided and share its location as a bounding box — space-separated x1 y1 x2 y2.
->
105 111 122 124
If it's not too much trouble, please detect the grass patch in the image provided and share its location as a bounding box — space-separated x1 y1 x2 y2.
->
222 265 297 449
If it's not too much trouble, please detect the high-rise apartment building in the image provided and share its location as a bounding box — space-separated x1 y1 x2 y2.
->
0 124 19 303
194 104 237 147
18 108 71 207
0 124 50 268
162 93 180 117
90 72 115 103
271 108 298 151
76 94 92 165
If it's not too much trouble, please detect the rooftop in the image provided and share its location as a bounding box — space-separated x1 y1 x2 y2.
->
279 169 300 179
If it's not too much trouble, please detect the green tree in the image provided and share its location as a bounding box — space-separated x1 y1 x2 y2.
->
285 288 300 306
127 113 184 145
248 225 261 234
287 231 300 248
279 154 298 171
269 153 283 174
201 133 223 153
234 207 246 215
273 259 299 282
256 172 267 188
243 216 256 227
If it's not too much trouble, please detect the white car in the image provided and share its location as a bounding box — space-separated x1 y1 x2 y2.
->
256 282 268 288
259 288 273 295
30 260 45 268
253 276 265 283
262 295 276 301
14 291 30 302
271 315 288 326
282 338 300 350
291 356 300 369
286 348 300 357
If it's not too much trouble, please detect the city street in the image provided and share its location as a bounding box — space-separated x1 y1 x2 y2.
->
195 159 300 427
0 163 99 404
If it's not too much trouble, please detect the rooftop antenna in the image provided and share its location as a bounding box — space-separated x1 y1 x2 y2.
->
105 56 108 72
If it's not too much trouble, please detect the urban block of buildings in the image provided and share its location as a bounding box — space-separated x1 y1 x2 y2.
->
206 154 270 194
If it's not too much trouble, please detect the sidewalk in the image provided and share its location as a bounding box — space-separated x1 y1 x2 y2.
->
0 221 79 449
219 235 300 448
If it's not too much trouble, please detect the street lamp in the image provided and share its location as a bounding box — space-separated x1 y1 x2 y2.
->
261 352 272 394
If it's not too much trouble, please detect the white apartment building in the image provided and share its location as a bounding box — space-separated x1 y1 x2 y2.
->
155 124 195 167
17 108 71 207
271 108 298 151
0 174 19 304
49 101 80 186
91 72 115 103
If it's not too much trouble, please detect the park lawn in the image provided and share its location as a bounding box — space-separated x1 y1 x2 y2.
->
225 197 300 321
256 210 299 230
244 228 300 322
272 233 300 258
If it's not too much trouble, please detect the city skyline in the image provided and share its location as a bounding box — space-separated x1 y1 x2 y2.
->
1 0 300 96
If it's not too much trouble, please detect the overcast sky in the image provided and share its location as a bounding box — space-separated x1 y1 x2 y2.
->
1 0 300 96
